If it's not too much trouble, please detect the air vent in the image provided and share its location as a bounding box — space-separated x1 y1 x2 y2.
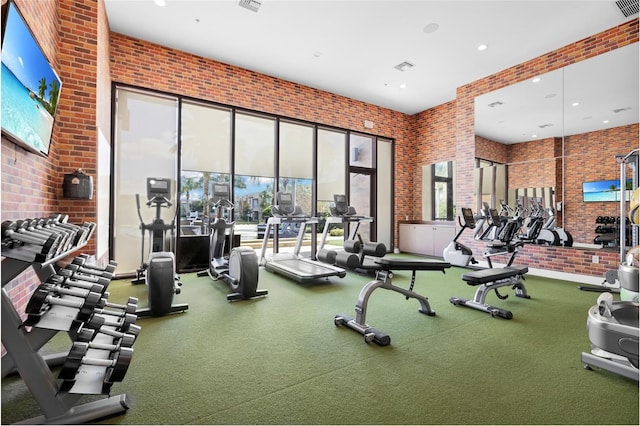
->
394 61 414 72
488 101 504 108
538 123 554 128
238 0 262 12
616 0 639 17
613 107 632 113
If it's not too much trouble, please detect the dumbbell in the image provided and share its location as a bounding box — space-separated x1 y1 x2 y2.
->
85 311 138 334
2 220 62 261
24 284 103 325
57 267 111 291
71 254 117 274
75 320 139 348
58 341 133 383
64 262 114 280
93 295 138 317
20 219 74 255
47 273 106 294
82 313 141 340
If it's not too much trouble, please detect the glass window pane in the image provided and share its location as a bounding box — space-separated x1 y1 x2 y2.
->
181 102 231 173
179 171 231 235
317 128 346 200
278 178 313 215
234 175 274 241
279 121 313 179
349 133 373 168
235 113 275 177
434 161 449 177
434 181 449 220
349 172 371 241
113 88 178 274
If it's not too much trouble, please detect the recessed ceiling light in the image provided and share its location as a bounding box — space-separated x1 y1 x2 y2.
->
153 0 166 6
400 83 407 89
532 77 541 83
603 119 610 124
477 44 488 51
572 102 580 107
531 134 538 138
423 23 440 34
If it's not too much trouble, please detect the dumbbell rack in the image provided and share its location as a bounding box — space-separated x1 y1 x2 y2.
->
2 243 131 423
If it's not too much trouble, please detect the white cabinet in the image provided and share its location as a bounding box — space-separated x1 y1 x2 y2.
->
399 223 455 257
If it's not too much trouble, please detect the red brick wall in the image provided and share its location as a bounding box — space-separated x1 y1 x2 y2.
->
108 32 414 228
564 123 639 243
412 101 457 219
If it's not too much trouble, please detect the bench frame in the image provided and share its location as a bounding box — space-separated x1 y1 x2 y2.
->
335 258 450 346
450 266 530 319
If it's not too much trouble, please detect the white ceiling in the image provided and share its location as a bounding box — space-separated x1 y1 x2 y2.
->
104 0 638 140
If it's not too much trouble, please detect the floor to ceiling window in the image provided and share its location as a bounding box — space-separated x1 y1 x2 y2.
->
111 88 179 275
111 84 394 274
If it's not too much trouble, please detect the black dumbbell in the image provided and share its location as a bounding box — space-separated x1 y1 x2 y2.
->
71 254 117 274
58 266 111 289
24 284 102 325
86 311 138 334
58 341 133 383
78 315 142 339
20 219 74 255
93 295 138 318
75 323 138 347
2 220 62 261
47 273 105 294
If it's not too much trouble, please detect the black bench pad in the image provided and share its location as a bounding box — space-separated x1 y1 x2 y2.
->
374 258 451 272
461 266 528 285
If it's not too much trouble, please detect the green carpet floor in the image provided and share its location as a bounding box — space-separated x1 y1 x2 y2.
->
2 258 639 424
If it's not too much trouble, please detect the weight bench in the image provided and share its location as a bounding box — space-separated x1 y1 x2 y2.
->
450 265 530 319
334 257 450 346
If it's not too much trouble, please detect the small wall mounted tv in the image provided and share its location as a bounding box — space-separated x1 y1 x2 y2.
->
582 179 633 202
1 0 62 156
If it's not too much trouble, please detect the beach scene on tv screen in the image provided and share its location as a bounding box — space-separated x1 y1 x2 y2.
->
1 3 60 155
583 179 632 202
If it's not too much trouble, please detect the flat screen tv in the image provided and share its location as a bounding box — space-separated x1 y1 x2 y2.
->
582 179 633 202
1 0 62 156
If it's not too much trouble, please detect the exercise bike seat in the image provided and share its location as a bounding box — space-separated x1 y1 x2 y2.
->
461 265 528 286
374 258 450 272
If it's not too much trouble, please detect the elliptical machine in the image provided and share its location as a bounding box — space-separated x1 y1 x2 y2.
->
197 183 267 301
133 177 188 317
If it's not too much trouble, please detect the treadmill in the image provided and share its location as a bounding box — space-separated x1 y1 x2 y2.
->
259 192 346 282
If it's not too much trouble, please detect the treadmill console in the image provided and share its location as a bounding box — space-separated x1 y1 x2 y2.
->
275 192 295 215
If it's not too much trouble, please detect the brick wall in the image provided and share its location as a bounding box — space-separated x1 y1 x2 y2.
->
108 32 414 227
564 123 639 243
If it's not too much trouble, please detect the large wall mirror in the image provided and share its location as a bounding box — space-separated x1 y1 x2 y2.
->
473 42 639 246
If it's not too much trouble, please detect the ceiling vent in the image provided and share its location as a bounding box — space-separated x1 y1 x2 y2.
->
487 101 504 108
538 123 554 128
394 61 414 72
238 0 262 13
615 0 639 17
612 106 632 113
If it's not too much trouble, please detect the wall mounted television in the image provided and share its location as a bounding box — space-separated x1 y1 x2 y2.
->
1 0 62 156
582 179 633 202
